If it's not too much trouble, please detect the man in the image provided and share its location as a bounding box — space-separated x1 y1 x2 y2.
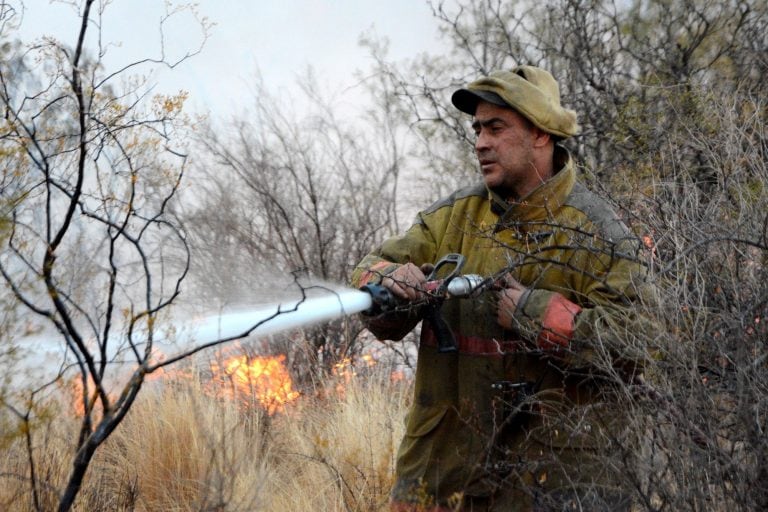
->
351 66 651 511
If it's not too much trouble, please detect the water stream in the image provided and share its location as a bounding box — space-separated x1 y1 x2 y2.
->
173 288 374 346
11 287 375 390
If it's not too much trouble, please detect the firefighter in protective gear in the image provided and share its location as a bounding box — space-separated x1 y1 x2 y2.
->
351 66 653 511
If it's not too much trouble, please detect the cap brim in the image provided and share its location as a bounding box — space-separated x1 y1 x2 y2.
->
451 89 508 115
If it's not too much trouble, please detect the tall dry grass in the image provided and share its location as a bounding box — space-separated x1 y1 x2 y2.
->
0 365 409 511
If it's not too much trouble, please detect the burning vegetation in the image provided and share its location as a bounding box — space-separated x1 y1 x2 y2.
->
58 342 407 420
206 353 300 414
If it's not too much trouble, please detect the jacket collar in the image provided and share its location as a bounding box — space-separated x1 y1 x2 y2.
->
489 146 575 229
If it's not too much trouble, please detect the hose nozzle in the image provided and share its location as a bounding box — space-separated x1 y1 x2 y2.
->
445 274 485 297
359 253 488 354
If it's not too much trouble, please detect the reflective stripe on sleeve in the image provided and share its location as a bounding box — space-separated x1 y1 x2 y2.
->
359 261 398 286
537 293 582 350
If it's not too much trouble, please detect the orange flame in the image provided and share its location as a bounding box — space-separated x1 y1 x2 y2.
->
207 354 300 414
60 345 409 418
642 234 657 260
330 354 378 397
332 354 375 380
60 374 116 420
63 375 92 417
390 369 407 383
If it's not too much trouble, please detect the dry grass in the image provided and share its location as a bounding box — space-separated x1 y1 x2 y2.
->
264 371 406 512
0 366 409 511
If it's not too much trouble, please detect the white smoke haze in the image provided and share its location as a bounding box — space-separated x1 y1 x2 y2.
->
8 269 378 395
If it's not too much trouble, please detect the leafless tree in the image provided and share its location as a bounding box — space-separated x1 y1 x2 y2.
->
614 87 768 511
0 2 284 510
185 71 411 376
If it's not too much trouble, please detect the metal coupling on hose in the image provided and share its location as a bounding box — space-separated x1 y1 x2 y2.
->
445 274 485 297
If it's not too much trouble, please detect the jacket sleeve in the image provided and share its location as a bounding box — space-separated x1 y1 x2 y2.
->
510 235 658 371
350 214 439 341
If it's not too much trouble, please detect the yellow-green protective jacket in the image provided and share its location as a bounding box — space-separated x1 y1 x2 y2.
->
351 151 651 509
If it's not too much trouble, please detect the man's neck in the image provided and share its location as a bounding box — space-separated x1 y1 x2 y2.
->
501 165 553 202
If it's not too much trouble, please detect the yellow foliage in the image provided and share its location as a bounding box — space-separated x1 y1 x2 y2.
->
154 91 189 116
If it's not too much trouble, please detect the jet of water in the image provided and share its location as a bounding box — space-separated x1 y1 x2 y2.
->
172 288 374 346
9 287 375 390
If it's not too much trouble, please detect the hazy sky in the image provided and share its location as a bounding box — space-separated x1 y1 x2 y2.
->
16 0 445 118
8 1 450 375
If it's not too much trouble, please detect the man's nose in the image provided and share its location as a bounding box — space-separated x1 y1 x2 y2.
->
475 130 490 152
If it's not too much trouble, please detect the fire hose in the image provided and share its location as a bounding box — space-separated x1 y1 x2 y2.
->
359 253 490 353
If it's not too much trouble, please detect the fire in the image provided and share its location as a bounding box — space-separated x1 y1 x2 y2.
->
390 369 407 383
59 373 116 420
207 353 300 415
331 354 377 397
62 374 93 417
642 233 657 259
59 345 409 418
332 354 376 381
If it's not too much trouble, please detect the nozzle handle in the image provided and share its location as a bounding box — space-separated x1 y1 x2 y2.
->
426 253 466 292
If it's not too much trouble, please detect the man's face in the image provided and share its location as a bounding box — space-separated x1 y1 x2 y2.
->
472 101 540 199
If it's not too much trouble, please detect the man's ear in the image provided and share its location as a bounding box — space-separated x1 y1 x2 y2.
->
532 126 552 148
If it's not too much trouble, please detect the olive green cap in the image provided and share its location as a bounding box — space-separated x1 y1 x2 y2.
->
451 66 580 139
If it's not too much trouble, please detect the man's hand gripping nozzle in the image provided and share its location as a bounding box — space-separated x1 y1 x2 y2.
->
359 253 488 353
